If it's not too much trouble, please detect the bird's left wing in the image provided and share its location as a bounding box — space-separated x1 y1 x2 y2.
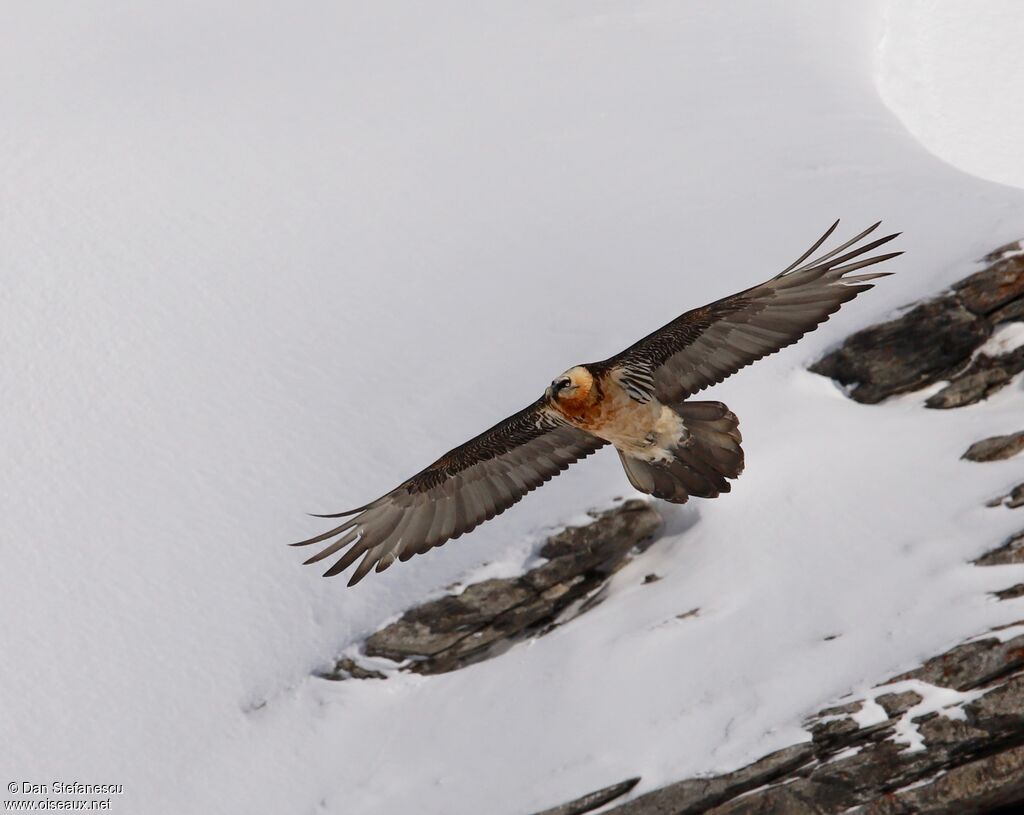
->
602 221 902 404
292 400 606 585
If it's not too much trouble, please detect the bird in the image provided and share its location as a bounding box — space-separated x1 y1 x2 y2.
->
293 220 901 585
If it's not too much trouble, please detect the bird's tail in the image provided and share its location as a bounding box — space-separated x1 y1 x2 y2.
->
617 401 744 503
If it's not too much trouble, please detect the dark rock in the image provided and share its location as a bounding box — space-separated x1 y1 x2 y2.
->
991 296 1024 324
357 500 661 675
802 741 945 803
531 778 640 815
708 738 942 814
962 431 1024 462
983 241 1024 265
707 780 838 814
926 347 1024 409
987 484 1024 510
994 584 1024 601
364 619 465 662
814 701 863 718
876 690 923 719
915 714 990 750
317 656 386 681
606 744 815 815
809 296 991 404
855 746 1024 815
642 573 661 584
596 632 1024 814
703 636 1024 815
889 631 1024 691
967 672 1024 732
974 530 1024 566
810 238 1024 405
1008 486 1024 510
810 704 867 747
953 244 1024 316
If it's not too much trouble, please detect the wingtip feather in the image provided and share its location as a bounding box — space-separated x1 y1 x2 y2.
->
307 507 363 519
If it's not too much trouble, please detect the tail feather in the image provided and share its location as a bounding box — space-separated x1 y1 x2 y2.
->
618 401 744 504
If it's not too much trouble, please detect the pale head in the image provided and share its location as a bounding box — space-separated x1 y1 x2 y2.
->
546 365 594 404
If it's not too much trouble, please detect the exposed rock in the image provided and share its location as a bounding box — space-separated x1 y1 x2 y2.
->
954 242 1024 316
316 656 386 681
337 500 661 676
808 296 991 404
926 346 1024 409
986 484 1024 509
983 240 1024 266
888 632 1024 691
552 631 1024 815
975 530 1024 566
364 578 535 663
601 744 816 815
810 700 870 746
962 431 1024 463
810 239 1024 405
991 296 1024 324
856 746 1024 815
876 690 923 718
531 778 640 815
994 584 1024 601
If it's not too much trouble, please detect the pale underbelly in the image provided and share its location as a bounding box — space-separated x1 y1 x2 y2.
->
575 400 689 462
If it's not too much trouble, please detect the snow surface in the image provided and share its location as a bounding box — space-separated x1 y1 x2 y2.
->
978 322 1024 357
879 0 1024 191
3 3 1024 814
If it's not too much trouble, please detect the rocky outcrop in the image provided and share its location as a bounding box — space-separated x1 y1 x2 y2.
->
974 529 1024 567
807 295 990 404
926 346 1024 409
954 242 1024 315
987 483 1024 509
596 744 818 815
809 240 1024 406
963 431 1024 463
531 629 1024 815
533 778 640 815
319 500 661 678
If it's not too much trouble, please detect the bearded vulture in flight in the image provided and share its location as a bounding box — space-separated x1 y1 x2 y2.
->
294 221 901 584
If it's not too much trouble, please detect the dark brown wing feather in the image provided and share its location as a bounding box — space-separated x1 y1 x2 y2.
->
292 400 605 585
602 221 902 403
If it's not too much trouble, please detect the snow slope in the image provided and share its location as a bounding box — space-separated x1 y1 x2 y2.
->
879 0 1024 190
3 2 1024 813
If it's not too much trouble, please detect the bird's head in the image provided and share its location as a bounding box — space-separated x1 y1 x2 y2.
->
546 365 594 406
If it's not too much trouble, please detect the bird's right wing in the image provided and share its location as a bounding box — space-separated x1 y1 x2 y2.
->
292 399 606 585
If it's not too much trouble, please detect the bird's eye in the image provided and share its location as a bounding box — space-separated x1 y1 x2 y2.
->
557 378 571 390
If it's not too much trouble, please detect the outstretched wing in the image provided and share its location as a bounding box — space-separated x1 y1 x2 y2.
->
604 221 902 404
292 400 606 585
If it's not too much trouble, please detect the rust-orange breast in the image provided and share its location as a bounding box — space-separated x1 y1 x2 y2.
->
553 371 654 442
